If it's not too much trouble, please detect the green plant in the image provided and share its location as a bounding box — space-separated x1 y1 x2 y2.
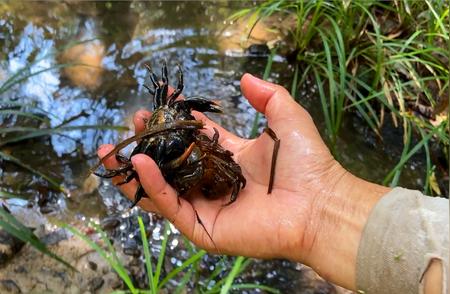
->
64 216 279 293
231 0 449 194
250 47 277 139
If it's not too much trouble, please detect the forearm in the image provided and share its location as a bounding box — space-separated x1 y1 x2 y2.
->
300 172 448 293
301 170 390 290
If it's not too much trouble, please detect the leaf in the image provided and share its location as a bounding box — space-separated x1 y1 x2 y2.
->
429 171 441 195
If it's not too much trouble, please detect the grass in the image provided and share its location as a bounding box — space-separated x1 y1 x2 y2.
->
250 47 277 139
0 205 74 270
232 0 449 194
64 216 279 293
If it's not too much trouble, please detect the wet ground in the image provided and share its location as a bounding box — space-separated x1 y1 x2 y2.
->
0 1 446 293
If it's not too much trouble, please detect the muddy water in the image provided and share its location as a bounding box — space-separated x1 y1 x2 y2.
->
0 1 439 293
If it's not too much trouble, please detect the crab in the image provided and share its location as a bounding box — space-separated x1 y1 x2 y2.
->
91 62 249 207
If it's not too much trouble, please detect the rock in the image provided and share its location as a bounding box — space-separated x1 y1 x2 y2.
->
0 233 122 293
88 277 104 292
41 229 69 246
246 44 270 56
100 215 121 231
0 230 25 267
88 261 97 271
0 279 21 294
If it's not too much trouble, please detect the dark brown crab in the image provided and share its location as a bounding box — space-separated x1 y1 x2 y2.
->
91 62 251 207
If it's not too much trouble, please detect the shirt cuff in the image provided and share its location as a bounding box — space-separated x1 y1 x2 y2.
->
356 187 448 294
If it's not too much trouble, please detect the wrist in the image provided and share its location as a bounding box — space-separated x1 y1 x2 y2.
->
300 163 391 290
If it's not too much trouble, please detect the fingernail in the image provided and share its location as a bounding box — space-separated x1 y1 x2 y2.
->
244 73 277 94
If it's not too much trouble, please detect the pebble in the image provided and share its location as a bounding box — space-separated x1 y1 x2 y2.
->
100 215 121 231
88 277 104 292
88 261 97 271
0 279 21 294
0 230 25 266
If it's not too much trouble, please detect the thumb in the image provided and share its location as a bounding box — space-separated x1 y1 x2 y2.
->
131 154 197 237
240 73 305 125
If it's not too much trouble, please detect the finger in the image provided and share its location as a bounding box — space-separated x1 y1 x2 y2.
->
240 73 307 125
133 109 152 134
98 144 121 170
131 154 198 239
97 144 138 196
97 145 157 212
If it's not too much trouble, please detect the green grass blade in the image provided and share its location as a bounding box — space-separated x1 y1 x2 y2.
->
205 258 251 294
0 191 27 199
250 47 276 139
0 125 128 147
0 63 78 94
390 123 412 187
312 67 333 142
0 109 50 123
230 283 280 293
63 223 137 293
174 267 194 294
0 151 62 192
138 216 155 293
220 256 245 294
290 63 299 98
383 126 439 186
418 128 433 194
201 259 227 292
158 249 206 289
154 220 170 287
0 208 74 270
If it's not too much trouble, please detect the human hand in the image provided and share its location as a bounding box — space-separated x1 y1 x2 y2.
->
98 74 390 290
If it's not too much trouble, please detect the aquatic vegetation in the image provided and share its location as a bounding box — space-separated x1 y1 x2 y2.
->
0 41 129 195
232 0 449 195
64 216 279 294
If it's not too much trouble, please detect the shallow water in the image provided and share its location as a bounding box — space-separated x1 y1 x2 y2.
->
0 1 444 293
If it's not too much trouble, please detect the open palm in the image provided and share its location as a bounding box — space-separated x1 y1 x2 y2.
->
98 74 341 262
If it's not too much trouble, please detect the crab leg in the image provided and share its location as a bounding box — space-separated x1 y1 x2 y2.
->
145 64 162 109
164 142 196 169
167 64 184 105
161 61 169 105
89 120 204 175
131 184 147 208
116 170 138 186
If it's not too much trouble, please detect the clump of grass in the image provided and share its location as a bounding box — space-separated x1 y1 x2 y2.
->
64 216 279 293
232 0 449 194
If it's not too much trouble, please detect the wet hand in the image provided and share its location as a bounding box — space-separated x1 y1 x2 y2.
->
97 74 390 291
99 73 338 256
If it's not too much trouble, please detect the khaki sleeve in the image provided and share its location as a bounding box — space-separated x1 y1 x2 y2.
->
356 187 448 294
